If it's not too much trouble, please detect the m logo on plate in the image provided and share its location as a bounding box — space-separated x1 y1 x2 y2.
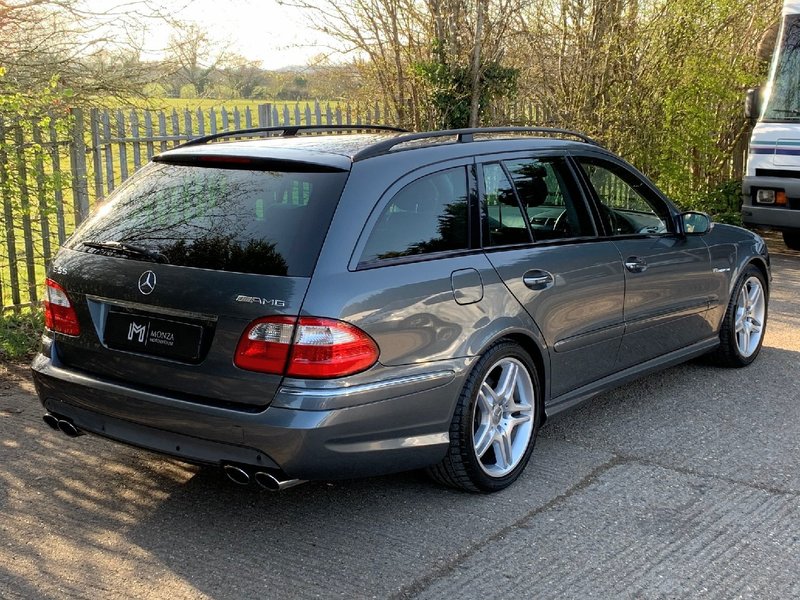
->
127 322 146 343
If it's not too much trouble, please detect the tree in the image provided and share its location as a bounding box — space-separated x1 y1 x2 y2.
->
0 0 179 102
220 54 267 99
163 23 231 98
512 0 780 215
286 0 522 128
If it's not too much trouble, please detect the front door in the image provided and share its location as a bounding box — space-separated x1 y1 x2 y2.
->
573 155 715 370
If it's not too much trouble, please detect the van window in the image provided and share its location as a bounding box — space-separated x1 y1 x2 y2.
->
67 163 348 276
764 14 800 121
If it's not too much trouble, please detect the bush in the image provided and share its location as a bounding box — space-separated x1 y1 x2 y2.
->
0 308 43 362
688 179 743 226
671 179 743 226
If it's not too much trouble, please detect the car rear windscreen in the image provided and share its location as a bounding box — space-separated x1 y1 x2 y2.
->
67 162 348 276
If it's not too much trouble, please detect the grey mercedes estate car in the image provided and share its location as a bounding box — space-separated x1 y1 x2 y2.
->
32 126 770 492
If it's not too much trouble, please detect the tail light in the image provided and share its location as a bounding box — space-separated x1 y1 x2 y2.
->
234 316 379 379
44 279 80 336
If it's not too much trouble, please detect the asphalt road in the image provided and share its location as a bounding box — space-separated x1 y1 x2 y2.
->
1 237 799 599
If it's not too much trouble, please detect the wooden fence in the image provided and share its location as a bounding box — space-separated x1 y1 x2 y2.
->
0 101 396 311
0 99 750 312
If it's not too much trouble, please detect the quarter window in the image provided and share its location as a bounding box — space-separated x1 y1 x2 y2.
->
577 158 670 236
360 167 469 264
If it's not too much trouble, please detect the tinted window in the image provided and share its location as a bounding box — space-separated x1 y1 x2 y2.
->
360 167 469 263
505 157 595 239
577 158 670 236
483 163 532 246
67 163 347 276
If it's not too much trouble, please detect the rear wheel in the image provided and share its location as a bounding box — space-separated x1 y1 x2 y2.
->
427 341 541 493
783 231 800 251
709 264 768 367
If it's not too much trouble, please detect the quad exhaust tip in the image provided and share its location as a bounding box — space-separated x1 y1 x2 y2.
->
223 464 251 486
42 413 60 430
222 463 305 491
43 413 84 437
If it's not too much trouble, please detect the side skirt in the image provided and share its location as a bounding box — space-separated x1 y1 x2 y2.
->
544 336 720 419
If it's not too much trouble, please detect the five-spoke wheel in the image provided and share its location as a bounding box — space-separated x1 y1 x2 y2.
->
427 341 541 493
711 264 768 367
734 275 766 358
472 358 535 478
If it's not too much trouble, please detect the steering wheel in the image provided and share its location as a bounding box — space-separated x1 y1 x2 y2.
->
552 209 569 234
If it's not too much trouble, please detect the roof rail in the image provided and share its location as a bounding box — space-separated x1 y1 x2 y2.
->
352 127 600 161
178 124 408 148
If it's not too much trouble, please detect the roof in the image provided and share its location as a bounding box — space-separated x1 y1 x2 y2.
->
154 126 602 170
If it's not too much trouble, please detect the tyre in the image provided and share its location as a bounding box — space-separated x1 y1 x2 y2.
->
709 264 768 367
783 231 800 251
427 341 541 493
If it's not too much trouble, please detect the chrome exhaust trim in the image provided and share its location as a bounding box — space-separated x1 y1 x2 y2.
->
253 471 305 491
56 419 84 437
223 464 251 486
42 413 60 430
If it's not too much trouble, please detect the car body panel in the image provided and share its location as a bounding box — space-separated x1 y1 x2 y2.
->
612 235 715 368
484 241 625 397
46 248 311 408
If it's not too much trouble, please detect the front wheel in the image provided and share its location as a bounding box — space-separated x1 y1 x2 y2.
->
427 341 541 493
709 265 768 367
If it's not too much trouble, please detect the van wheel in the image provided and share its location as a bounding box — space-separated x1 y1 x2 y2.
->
783 231 800 251
709 265 768 367
427 341 541 493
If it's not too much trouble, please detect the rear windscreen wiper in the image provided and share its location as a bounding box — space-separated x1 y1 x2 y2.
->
82 240 169 264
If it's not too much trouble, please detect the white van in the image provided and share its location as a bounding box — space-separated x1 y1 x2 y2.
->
743 0 800 250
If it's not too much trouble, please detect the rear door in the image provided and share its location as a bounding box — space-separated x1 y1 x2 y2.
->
51 159 349 409
478 152 626 398
572 154 715 369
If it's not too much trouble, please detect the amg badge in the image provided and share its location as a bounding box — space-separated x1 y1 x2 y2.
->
235 294 286 307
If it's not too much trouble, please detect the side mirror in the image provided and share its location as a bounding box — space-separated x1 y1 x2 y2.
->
676 211 713 235
745 86 762 121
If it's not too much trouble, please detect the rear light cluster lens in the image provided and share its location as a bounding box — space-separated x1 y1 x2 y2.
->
234 316 379 379
43 279 81 336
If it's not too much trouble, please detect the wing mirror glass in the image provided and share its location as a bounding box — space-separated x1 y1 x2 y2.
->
677 211 713 235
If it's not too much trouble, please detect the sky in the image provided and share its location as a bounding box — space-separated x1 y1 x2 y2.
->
88 0 339 69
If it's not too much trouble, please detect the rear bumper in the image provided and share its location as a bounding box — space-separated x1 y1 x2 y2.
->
31 352 466 480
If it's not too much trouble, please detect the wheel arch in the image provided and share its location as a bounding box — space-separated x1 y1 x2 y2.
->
478 330 549 425
748 256 771 294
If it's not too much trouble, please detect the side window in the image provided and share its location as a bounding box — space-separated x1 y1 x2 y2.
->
504 157 595 240
483 163 532 246
360 167 469 264
577 158 670 236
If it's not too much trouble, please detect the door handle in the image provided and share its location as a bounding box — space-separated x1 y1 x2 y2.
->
624 257 648 273
523 270 554 290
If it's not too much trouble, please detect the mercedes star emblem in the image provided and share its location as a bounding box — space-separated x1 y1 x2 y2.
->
138 270 157 295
